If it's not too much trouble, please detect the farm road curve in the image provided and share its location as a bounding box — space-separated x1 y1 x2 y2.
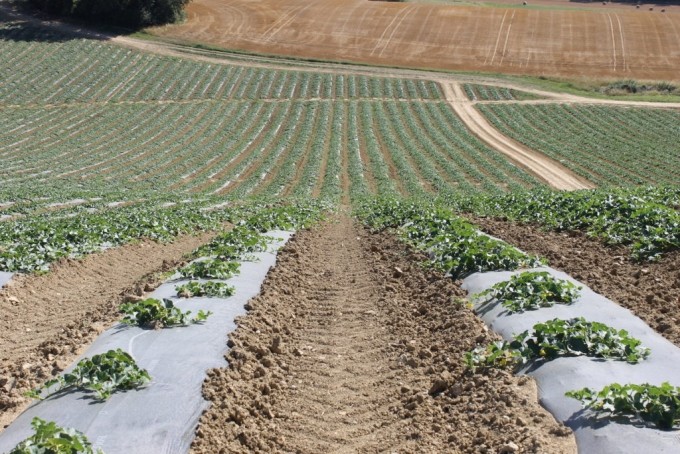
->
442 82 595 190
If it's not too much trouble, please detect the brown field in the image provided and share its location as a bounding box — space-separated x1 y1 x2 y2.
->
148 0 680 80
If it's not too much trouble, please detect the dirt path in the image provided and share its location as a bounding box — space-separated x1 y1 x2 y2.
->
0 230 218 428
192 215 575 453
443 82 595 190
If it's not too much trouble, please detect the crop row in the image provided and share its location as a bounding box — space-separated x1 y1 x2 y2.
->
0 195 329 273
0 100 543 199
477 103 680 186
462 84 542 101
0 18 440 105
450 186 680 261
357 198 543 279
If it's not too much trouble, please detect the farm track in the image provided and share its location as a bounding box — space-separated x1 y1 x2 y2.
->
192 215 575 453
0 229 219 428
469 216 680 350
443 83 595 191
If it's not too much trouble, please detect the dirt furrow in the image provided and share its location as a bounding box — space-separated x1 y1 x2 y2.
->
0 230 219 428
192 215 575 453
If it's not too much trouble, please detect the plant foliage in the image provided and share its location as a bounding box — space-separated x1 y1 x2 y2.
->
194 225 270 261
357 198 543 279
29 0 190 27
27 349 150 401
476 271 582 313
175 281 235 298
457 186 680 261
465 317 649 372
10 417 103 454
178 259 240 280
120 298 212 328
566 382 680 429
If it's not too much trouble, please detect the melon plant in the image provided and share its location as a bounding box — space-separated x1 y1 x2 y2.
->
465 317 650 373
10 417 103 454
26 349 150 401
175 281 235 298
567 382 680 429
476 271 582 313
120 298 212 328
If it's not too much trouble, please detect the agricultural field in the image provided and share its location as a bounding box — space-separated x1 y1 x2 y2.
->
0 14 543 201
0 1 679 453
477 103 680 186
150 0 680 80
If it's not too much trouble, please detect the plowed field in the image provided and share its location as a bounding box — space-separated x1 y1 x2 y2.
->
150 0 680 80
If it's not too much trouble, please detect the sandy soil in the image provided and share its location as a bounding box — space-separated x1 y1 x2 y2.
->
0 231 217 428
469 216 680 349
192 215 575 453
443 82 595 190
149 0 680 81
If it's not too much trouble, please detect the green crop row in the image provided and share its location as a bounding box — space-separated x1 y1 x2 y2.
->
0 14 440 105
357 198 543 279
448 186 680 261
462 84 543 101
0 196 329 273
0 100 543 200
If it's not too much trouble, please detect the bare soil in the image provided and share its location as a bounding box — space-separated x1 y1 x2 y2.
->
192 215 575 453
0 231 218 428
469 216 680 348
149 0 680 81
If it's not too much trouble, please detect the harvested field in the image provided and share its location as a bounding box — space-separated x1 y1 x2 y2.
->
150 0 680 80
192 215 575 453
0 230 217 428
468 216 680 349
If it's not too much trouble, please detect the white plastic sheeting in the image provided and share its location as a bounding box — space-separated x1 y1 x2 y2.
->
0 271 13 288
0 231 292 454
463 267 680 453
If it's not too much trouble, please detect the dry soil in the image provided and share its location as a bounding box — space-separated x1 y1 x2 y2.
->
192 215 575 453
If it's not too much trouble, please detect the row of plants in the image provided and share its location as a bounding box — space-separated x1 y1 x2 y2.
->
0 195 328 273
357 198 542 279
465 270 680 430
462 83 543 102
1 100 546 199
450 186 680 260
14 201 328 452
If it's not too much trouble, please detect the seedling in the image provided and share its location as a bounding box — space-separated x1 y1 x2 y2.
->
10 417 104 454
26 349 150 401
176 281 235 298
476 271 582 313
567 382 680 429
464 341 523 373
120 298 212 328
